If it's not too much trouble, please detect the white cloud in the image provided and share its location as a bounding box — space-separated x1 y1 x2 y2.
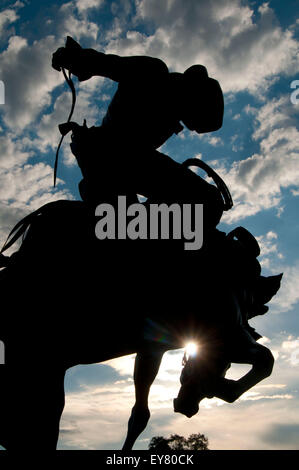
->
269 262 299 313
0 34 63 130
0 8 18 35
206 136 223 147
281 337 299 365
0 136 72 249
75 0 105 13
106 0 299 95
57 1 103 42
239 391 293 401
0 0 107 132
62 12 99 41
59 383 133 449
104 354 136 377
251 96 296 140
0 2 24 38
0 162 70 209
0 202 27 254
255 231 283 268
230 133 244 152
63 144 77 167
0 133 33 169
0 130 73 248
256 383 286 389
219 95 299 223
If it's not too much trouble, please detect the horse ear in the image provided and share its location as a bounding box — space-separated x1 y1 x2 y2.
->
258 273 283 304
268 273 283 295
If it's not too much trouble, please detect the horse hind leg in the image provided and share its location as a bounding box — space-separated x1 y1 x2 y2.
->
3 363 66 450
0 362 8 450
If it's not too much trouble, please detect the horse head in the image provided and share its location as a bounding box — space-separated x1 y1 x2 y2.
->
172 231 283 418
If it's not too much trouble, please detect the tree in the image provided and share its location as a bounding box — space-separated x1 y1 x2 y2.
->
148 432 209 451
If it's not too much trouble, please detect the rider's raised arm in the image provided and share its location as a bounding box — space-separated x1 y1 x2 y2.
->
91 52 169 82
52 38 169 82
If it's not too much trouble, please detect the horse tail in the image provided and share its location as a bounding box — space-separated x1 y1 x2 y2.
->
0 204 53 256
0 200 82 261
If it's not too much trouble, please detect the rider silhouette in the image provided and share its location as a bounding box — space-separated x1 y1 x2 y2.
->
52 39 224 230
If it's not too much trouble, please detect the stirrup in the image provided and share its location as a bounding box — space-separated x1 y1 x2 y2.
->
182 158 233 211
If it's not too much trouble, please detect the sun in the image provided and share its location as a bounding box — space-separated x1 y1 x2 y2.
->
185 342 198 357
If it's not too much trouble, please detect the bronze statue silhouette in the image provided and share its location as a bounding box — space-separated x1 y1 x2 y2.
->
0 37 283 451
52 37 225 229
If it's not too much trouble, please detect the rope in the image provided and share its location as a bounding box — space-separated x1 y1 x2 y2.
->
53 68 76 186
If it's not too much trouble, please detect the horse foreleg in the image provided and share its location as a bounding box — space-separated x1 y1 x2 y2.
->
213 332 274 403
122 348 164 451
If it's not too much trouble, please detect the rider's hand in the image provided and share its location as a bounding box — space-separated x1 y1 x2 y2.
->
52 46 97 82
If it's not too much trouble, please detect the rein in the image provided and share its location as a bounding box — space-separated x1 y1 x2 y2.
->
53 68 77 187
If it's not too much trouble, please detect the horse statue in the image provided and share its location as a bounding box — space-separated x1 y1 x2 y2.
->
0 36 282 451
0 174 282 451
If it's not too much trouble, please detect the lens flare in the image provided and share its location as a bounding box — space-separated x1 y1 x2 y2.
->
185 342 198 357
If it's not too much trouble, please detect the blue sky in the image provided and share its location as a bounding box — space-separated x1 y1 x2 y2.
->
1 0 299 450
